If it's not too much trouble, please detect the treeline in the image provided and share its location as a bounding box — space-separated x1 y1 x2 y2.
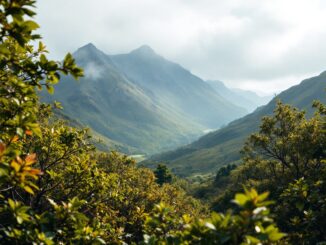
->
0 0 325 244
190 101 326 244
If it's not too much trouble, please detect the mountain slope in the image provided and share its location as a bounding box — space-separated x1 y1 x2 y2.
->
206 80 272 112
42 44 205 154
53 110 138 154
145 72 326 176
41 43 247 154
233 88 272 107
110 45 247 128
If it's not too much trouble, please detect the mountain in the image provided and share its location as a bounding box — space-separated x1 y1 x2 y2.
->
41 43 247 154
110 45 247 128
206 80 272 112
233 88 273 106
53 110 138 154
144 72 326 176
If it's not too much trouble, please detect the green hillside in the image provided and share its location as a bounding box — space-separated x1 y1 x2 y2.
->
41 44 203 154
42 43 247 154
53 110 138 154
144 71 326 176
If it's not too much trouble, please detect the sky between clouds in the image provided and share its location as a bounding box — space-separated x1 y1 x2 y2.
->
36 0 326 95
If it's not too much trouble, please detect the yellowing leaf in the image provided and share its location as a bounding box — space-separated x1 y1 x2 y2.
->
11 135 19 143
23 185 34 194
25 130 33 136
8 199 16 209
0 143 5 156
11 160 21 172
25 153 37 165
28 168 42 176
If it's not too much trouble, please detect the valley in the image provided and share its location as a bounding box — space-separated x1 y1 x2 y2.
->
2 1 326 243
42 43 256 155
144 71 326 176
42 43 326 178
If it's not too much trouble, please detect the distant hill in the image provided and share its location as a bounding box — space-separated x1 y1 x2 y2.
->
206 80 272 112
144 72 326 176
41 43 247 154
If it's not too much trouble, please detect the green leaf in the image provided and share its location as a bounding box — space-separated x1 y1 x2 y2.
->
234 193 249 206
17 216 23 224
40 54 47 65
16 127 24 136
46 85 54 94
95 237 106 244
295 201 305 211
0 44 10 55
269 231 286 241
23 20 39 31
257 192 269 202
8 199 16 209
246 235 261 244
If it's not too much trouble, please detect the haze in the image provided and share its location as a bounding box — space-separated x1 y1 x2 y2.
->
36 0 326 95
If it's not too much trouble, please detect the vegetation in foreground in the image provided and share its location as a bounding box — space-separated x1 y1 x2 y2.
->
0 0 325 244
191 101 326 244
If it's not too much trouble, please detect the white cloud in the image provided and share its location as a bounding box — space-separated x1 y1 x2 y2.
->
36 0 326 94
84 62 104 80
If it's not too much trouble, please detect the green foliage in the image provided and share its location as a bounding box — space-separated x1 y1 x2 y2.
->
0 103 204 243
1 1 323 244
277 177 326 243
154 164 173 185
142 189 285 244
204 101 326 244
0 0 91 243
214 164 237 186
241 101 325 181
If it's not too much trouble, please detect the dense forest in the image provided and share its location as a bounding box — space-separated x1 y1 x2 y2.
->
0 1 325 244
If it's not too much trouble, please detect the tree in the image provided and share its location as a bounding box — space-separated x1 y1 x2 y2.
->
0 1 288 244
212 101 326 244
0 1 95 243
214 164 236 186
241 101 325 184
154 164 173 185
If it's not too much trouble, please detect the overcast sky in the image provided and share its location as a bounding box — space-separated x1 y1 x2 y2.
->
36 0 326 95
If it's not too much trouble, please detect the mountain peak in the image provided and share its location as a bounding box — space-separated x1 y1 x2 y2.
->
78 43 98 52
74 43 110 63
131 45 156 56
